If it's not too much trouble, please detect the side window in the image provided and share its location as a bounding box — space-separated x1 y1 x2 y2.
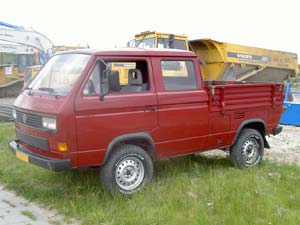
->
161 60 198 91
83 60 150 96
111 60 150 93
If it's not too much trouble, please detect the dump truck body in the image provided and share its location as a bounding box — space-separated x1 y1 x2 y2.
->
190 39 299 82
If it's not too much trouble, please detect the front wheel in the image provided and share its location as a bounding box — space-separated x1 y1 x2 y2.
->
230 128 264 168
100 144 153 195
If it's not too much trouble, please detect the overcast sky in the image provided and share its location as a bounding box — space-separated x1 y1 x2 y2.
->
2 0 300 58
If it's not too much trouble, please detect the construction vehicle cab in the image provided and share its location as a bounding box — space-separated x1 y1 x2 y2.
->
127 31 189 50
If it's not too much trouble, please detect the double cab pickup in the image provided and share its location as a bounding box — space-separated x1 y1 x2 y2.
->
9 49 283 194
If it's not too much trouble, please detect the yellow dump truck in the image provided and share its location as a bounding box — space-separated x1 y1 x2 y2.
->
130 31 299 82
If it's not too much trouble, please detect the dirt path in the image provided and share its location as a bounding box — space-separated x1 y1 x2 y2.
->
0 184 77 225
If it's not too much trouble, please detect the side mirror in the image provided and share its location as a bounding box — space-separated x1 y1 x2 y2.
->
99 70 120 101
100 69 109 101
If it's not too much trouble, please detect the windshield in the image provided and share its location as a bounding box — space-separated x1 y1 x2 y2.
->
28 54 90 96
135 38 155 48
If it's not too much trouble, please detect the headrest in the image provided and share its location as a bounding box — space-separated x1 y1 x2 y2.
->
109 70 120 92
128 69 143 86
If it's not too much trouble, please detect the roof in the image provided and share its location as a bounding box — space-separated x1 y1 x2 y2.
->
63 48 197 58
135 31 188 39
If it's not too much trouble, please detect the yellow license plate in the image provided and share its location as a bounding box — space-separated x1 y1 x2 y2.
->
16 150 29 163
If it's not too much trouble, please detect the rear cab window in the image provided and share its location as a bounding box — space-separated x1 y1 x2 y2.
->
161 60 198 91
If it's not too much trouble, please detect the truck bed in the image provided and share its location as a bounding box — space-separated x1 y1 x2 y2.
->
204 80 283 113
203 80 283 145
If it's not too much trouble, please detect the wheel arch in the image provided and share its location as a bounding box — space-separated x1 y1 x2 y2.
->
232 119 270 149
102 132 156 165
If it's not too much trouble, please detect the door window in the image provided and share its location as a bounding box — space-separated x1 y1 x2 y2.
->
83 60 150 95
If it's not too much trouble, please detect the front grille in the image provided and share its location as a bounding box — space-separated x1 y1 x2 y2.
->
16 130 49 151
16 110 42 129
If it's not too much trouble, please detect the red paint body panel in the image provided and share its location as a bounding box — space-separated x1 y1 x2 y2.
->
12 49 284 169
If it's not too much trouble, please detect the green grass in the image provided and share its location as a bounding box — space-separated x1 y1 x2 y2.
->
1 124 300 225
21 210 37 221
291 83 300 88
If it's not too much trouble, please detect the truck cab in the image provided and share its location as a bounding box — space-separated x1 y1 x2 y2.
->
9 48 283 194
127 31 189 50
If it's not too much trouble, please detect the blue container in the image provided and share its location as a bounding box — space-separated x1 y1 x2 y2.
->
280 82 300 126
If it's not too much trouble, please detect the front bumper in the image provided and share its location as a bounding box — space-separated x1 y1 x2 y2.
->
8 140 71 171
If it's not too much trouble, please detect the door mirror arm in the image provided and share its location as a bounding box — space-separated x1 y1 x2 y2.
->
99 69 110 101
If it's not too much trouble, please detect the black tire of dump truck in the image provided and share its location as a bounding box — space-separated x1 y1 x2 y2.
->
100 144 153 195
230 128 264 168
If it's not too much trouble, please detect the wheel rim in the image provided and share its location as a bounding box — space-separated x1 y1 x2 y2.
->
115 157 145 191
241 136 260 165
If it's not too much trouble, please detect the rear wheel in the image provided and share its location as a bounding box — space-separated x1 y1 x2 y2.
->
230 128 264 168
100 144 153 195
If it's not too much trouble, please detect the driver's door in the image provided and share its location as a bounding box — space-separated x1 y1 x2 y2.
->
74 57 158 166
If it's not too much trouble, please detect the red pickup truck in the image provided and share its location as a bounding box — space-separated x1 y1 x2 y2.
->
9 49 283 194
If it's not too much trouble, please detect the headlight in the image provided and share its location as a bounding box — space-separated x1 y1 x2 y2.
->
12 109 16 120
42 117 57 131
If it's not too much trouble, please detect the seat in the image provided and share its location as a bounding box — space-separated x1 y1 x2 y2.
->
108 70 121 92
121 69 146 92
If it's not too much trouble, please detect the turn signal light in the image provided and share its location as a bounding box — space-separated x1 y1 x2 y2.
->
57 143 68 152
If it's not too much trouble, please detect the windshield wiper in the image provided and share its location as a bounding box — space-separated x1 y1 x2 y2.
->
37 87 61 98
38 87 55 93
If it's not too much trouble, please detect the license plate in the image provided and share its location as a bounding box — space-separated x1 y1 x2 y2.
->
16 150 29 163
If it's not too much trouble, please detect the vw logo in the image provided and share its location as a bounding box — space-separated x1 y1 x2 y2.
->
22 114 27 124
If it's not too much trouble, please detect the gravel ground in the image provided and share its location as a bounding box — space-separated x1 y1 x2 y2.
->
265 125 300 165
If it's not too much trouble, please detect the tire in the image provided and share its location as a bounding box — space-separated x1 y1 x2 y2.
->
230 128 264 168
100 144 153 195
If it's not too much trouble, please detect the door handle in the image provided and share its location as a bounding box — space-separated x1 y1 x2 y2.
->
144 106 157 112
